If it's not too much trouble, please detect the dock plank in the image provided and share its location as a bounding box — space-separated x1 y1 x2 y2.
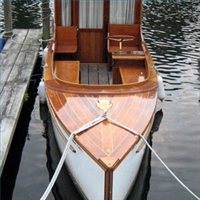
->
0 29 41 174
0 29 28 93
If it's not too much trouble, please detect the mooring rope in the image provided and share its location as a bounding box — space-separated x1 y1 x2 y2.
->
40 112 107 200
40 111 200 200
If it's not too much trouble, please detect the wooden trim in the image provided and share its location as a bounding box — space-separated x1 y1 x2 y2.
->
48 101 76 153
104 0 109 62
54 0 62 25
134 0 142 24
136 114 155 152
104 170 113 200
103 0 109 30
72 0 79 26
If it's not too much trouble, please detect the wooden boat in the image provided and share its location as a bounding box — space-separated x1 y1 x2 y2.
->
41 0 164 199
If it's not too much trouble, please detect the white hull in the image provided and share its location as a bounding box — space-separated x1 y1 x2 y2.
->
50 107 148 199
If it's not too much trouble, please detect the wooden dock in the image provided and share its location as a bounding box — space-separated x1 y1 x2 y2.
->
0 29 41 175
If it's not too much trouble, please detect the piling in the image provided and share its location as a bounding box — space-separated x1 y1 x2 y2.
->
3 0 13 38
41 0 51 47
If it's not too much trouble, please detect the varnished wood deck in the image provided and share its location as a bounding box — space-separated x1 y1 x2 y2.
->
0 29 41 174
47 88 157 169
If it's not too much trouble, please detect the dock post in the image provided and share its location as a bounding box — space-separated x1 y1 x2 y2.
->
41 0 51 47
3 0 13 39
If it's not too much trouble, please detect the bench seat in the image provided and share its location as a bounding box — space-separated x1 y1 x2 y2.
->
55 61 80 83
119 66 146 84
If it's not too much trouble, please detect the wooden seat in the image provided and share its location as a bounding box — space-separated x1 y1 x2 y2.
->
54 26 78 54
55 61 80 83
119 66 146 84
107 24 145 69
107 24 142 53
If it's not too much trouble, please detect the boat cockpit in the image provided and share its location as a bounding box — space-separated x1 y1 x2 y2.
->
50 0 153 87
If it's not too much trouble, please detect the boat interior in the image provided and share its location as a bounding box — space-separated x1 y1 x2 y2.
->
51 0 151 85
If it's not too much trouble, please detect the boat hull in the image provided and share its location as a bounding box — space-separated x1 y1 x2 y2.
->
49 102 153 199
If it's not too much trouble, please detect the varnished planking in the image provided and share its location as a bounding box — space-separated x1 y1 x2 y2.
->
78 30 105 62
47 91 157 162
119 65 146 84
55 61 80 83
0 29 41 174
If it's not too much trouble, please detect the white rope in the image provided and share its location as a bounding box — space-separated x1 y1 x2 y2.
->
40 112 107 200
2 31 14 38
39 38 53 43
106 116 200 200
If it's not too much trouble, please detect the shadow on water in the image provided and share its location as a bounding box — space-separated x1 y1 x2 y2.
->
40 103 163 200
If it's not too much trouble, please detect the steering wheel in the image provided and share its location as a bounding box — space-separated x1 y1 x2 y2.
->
107 35 135 50
107 35 135 42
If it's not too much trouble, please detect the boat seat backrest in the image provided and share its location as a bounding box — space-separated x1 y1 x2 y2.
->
107 24 141 52
54 26 78 53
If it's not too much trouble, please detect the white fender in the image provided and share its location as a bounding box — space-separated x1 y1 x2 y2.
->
157 73 165 101
38 79 46 104
41 46 48 67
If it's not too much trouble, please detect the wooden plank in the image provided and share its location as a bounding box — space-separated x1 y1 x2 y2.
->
108 71 112 84
80 64 111 85
88 65 98 84
0 29 28 93
98 64 109 84
80 64 89 84
0 29 41 174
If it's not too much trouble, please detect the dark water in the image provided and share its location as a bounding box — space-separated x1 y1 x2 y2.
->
1 0 200 200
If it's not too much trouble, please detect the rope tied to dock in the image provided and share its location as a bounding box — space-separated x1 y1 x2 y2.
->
40 111 200 200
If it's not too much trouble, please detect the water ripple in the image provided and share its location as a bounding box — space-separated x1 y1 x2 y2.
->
143 0 200 103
